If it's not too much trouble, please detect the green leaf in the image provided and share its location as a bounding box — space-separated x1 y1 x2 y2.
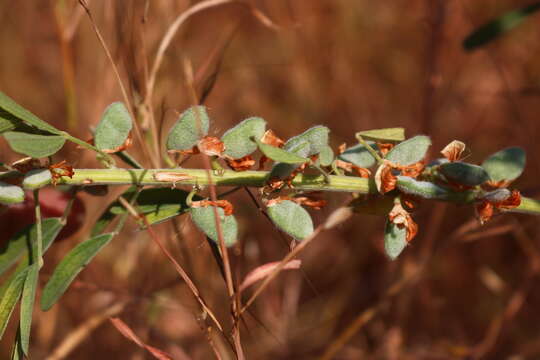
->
3 132 65 158
357 128 405 142
22 169 51 189
94 102 133 152
439 162 490 186
319 145 334 166
267 200 314 240
221 117 266 159
0 181 24 205
463 3 540 51
338 142 378 168
166 106 210 151
41 233 115 311
108 187 201 226
0 218 63 277
386 135 431 165
384 221 407 260
256 140 309 164
283 125 330 157
0 109 21 134
10 330 24 360
482 147 526 182
0 267 30 340
0 91 61 135
190 207 238 247
19 263 39 355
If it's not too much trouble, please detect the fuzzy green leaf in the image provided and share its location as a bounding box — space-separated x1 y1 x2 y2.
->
221 117 266 159
166 106 210 151
319 145 334 166
0 267 30 340
482 147 526 182
357 128 405 142
338 142 378 168
267 200 314 240
94 102 133 152
0 91 61 135
0 181 24 205
22 169 51 189
19 263 39 355
463 3 540 51
0 218 63 277
284 125 330 157
440 162 489 186
190 207 238 247
386 135 431 165
256 140 309 164
384 221 407 260
3 132 65 158
40 233 115 311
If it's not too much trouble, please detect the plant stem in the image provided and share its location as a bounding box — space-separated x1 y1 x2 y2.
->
51 168 540 215
355 134 384 164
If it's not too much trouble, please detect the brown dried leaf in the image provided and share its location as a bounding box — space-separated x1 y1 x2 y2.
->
110 318 173 360
239 260 301 292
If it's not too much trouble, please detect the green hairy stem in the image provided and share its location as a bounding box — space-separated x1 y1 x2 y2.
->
55 168 540 215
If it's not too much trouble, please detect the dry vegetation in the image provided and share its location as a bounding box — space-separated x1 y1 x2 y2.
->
1 1 540 359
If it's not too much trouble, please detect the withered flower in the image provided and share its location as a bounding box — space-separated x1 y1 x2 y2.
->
260 129 285 148
49 160 75 185
335 160 371 178
388 201 418 242
11 157 43 174
102 134 133 154
475 189 521 224
375 161 398 194
377 143 394 157
190 199 234 216
198 136 225 157
226 156 256 172
441 140 466 162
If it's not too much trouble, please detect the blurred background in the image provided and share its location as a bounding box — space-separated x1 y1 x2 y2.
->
2 0 540 359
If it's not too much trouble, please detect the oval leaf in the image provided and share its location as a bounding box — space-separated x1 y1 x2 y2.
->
482 147 526 182
19 263 39 354
267 200 314 240
440 162 489 186
386 135 431 165
357 128 405 142
283 125 330 157
40 233 115 311
166 106 210 151
338 142 378 168
0 267 30 340
3 132 65 158
94 102 133 152
0 91 61 135
22 169 51 189
319 145 334 166
190 207 238 247
221 117 266 159
256 140 309 164
0 181 24 205
384 221 407 260
0 218 63 276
